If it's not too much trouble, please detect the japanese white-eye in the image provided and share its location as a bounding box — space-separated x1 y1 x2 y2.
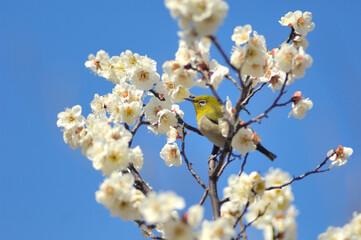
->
187 95 276 161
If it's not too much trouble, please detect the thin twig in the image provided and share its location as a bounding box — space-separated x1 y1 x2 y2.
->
225 73 242 91
217 151 232 178
177 115 203 136
219 197 230 205
199 188 209 206
238 153 249 176
180 124 208 189
239 222 247 240
135 220 165 240
129 111 145 147
129 164 151 195
241 82 267 107
209 35 239 73
285 27 296 44
241 73 290 128
236 205 269 240
266 152 335 191
149 89 165 101
233 200 250 228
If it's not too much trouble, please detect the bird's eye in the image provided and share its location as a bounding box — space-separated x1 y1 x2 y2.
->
199 99 207 107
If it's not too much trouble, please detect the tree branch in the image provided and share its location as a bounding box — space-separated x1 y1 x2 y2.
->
233 200 250 228
135 220 165 240
238 153 249 176
199 188 209 206
266 152 335 191
236 205 269 240
208 145 221 218
129 164 152 195
180 124 208 189
177 115 203 136
129 111 146 147
209 35 239 74
241 73 290 128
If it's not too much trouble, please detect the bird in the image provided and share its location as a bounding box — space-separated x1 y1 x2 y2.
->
186 95 276 161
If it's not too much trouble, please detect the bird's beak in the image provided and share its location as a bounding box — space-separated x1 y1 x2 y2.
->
184 94 196 103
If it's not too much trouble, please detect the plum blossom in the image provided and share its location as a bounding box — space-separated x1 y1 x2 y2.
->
288 91 313 119
327 145 353 168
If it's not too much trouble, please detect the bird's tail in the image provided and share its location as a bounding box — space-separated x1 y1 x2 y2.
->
256 144 277 161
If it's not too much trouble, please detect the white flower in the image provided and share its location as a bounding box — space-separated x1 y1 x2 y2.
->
274 43 298 73
242 62 267 78
318 212 361 240
160 143 182 167
144 97 172 124
223 172 264 209
120 50 141 69
112 82 144 103
163 220 194 240
106 123 132 143
157 109 178 134
318 226 345 240
293 11 315 36
167 126 181 143
140 191 185 224
109 55 127 83
244 32 267 65
327 145 353 168
62 126 87 150
165 0 189 19
230 45 245 69
246 168 295 235
293 35 309 50
85 50 111 78
209 60 229 89
273 205 298 240
101 140 131 175
292 47 313 79
279 11 315 36
119 101 143 126
129 146 144 171
172 67 196 89
90 94 106 116
279 12 295 27
192 0 229 37
260 67 291 92
232 24 252 45
186 205 204 227
156 74 191 103
220 201 241 223
231 127 257 155
129 60 160 90
223 174 252 207
288 91 313 119
199 218 235 240
175 40 196 65
95 172 143 220
57 105 86 130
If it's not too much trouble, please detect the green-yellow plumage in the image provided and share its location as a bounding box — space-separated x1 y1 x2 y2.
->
189 95 276 161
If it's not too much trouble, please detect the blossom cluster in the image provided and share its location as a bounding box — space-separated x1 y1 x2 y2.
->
222 172 265 215
245 168 297 240
230 19 313 93
56 1 355 239
318 212 361 239
220 168 297 239
57 105 144 175
165 0 229 42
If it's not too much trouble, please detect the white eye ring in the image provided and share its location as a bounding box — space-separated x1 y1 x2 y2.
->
199 100 207 107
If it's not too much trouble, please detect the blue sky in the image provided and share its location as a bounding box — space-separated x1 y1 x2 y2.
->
1 0 360 239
